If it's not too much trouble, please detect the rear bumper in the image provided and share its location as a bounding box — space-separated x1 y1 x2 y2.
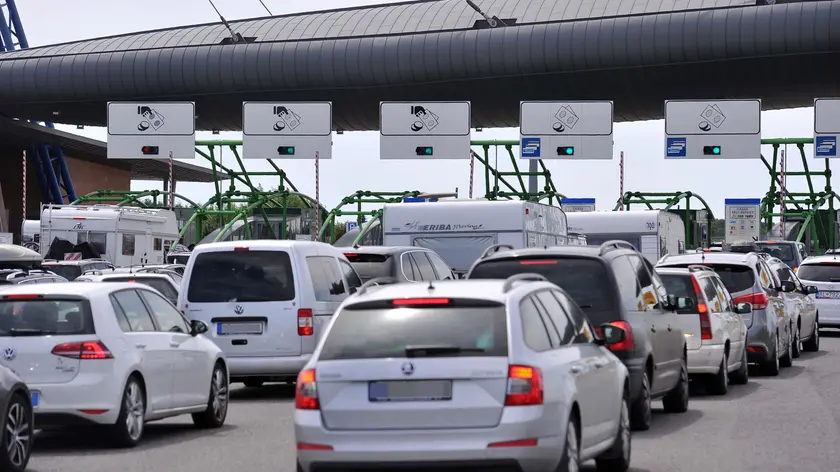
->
30 372 122 428
687 344 725 375
747 324 774 363
227 354 311 378
815 304 840 327
295 407 564 472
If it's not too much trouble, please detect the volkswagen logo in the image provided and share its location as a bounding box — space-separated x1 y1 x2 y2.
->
234 305 244 315
401 362 414 376
3 348 16 361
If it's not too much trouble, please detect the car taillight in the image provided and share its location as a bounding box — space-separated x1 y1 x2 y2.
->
295 369 319 410
691 276 713 340
3 294 43 300
298 309 313 336
505 365 543 406
734 293 768 310
51 341 113 360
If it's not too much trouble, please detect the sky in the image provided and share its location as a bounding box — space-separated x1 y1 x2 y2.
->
16 0 827 218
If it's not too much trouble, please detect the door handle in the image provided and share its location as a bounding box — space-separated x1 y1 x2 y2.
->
594 360 609 369
667 325 673 332
135 343 146 349
169 342 180 348
650 326 656 333
569 365 583 374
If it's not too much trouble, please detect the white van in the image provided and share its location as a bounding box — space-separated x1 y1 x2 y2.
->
178 240 363 386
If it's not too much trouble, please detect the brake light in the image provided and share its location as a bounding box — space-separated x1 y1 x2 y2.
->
519 260 558 265
505 365 543 406
295 369 319 409
691 276 713 340
3 294 43 300
298 309 313 336
51 341 113 359
233 247 249 252
734 293 768 310
488 438 538 448
127 280 136 283
392 298 450 305
343 253 355 257
297 442 333 450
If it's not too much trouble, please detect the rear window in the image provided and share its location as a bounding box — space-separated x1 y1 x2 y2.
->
343 253 393 281
797 263 840 282
318 301 508 360
756 243 796 265
658 273 698 314
43 264 82 281
0 299 94 335
186 250 295 303
105 277 179 304
665 264 755 294
468 258 615 312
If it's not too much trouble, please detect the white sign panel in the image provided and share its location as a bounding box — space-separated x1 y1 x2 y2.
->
520 101 614 160
814 98 840 159
664 99 761 159
379 102 471 159
561 198 597 213
107 102 195 159
242 102 333 159
724 198 761 244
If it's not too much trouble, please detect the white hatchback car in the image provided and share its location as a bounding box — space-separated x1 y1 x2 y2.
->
75 272 180 305
295 275 632 472
0 282 229 447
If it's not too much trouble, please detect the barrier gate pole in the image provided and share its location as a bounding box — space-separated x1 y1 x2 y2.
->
780 148 785 239
168 151 174 210
468 150 475 199
314 151 320 240
619 151 624 210
21 150 26 223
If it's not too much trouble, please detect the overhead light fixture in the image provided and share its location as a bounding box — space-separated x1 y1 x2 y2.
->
475 127 483 132
76 125 84 130
212 129 220 135
336 130 344 135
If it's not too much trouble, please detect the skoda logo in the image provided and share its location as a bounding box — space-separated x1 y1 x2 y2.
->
234 305 244 315
3 348 16 361
401 362 414 376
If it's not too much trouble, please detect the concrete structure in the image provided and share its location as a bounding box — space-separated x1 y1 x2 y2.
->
0 0 835 131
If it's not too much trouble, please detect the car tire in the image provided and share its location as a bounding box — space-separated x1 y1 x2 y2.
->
803 320 820 352
111 376 145 448
557 414 580 472
779 328 793 368
0 393 32 472
762 334 781 376
662 359 689 414
594 392 631 472
706 352 729 395
791 322 802 359
193 362 230 429
730 344 749 385
243 379 264 388
629 371 652 431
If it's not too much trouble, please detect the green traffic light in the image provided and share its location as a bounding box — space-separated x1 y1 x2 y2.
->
712 146 721 154
277 146 295 156
557 146 575 156
565 148 573 155
415 146 433 156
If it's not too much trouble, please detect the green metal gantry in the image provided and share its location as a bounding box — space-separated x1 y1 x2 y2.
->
471 140 566 204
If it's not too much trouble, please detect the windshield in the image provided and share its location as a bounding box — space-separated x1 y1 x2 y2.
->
105 277 179 304
664 263 754 294
797 263 840 283
344 253 393 281
318 303 507 360
756 243 796 265
186 250 295 303
43 264 82 281
0 299 94 335
468 257 616 314
658 273 698 314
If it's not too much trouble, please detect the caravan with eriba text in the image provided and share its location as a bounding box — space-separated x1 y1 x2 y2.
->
40 204 179 266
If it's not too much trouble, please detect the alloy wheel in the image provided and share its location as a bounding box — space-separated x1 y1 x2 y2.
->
5 401 30 468
620 399 631 461
125 381 144 441
211 367 229 421
566 420 579 472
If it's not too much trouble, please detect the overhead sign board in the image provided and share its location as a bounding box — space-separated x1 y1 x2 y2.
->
561 198 596 212
520 101 614 159
107 102 195 159
724 198 761 244
664 99 761 159
379 101 471 159
814 98 840 158
242 102 332 159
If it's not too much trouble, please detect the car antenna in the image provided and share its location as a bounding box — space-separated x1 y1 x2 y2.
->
428 279 435 290
701 251 705 263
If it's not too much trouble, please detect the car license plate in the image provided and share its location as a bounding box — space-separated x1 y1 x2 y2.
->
816 291 840 300
368 380 452 402
217 322 263 335
31 391 39 407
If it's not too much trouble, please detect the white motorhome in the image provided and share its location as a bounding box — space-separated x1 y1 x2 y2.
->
40 204 179 266
382 200 568 275
566 210 686 263
21 219 40 251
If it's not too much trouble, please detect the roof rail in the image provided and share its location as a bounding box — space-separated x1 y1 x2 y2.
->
599 240 637 256
480 244 514 260
686 264 714 272
356 276 398 296
502 273 547 293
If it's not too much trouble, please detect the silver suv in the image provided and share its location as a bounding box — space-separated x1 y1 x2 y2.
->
295 276 632 472
657 251 794 375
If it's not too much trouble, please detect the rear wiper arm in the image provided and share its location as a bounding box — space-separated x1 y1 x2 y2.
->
577 304 593 309
404 345 485 357
8 328 57 336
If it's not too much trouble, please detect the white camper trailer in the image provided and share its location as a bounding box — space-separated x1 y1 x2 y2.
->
382 200 568 275
20 219 40 251
40 205 179 266
566 210 686 263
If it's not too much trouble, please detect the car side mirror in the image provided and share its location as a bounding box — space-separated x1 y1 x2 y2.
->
806 285 819 295
734 302 753 315
596 323 627 346
190 319 208 336
780 280 796 293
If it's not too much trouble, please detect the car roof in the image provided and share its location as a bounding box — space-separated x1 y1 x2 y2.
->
193 240 329 252
346 279 557 306
79 273 171 281
479 245 629 262
0 281 141 297
802 255 840 265
42 260 102 266
659 252 757 266
342 246 423 255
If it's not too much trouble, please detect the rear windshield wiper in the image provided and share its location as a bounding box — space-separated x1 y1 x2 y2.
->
830 278 840 282
577 304 593 309
404 345 486 357
7 328 57 336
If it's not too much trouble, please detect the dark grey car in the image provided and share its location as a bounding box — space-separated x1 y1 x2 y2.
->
0 364 33 471
467 241 689 431
342 246 454 283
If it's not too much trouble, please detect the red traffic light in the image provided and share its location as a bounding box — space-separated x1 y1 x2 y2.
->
141 146 159 155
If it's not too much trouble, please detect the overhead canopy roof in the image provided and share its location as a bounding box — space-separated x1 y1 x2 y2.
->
0 0 836 130
0 117 227 182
